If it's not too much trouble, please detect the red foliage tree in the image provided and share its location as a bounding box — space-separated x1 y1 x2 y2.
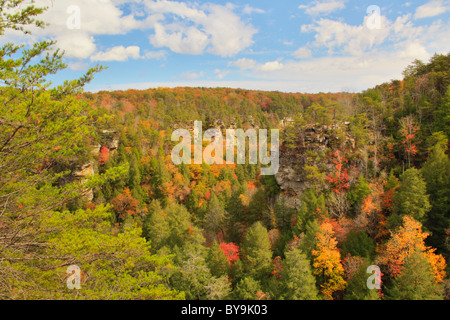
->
98 146 110 165
326 150 350 193
220 242 240 265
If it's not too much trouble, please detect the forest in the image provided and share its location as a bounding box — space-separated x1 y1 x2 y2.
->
1 1 449 300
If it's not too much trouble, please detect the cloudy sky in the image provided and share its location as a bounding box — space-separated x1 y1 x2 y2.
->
3 0 450 93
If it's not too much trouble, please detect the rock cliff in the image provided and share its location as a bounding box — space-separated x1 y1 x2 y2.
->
275 123 355 207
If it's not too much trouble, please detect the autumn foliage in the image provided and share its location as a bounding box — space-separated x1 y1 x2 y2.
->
220 242 240 265
312 221 347 299
377 216 446 283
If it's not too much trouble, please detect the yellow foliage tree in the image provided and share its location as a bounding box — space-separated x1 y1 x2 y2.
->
312 221 347 299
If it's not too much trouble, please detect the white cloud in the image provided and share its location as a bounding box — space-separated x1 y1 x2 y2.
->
414 0 449 19
299 0 346 16
28 0 143 59
293 47 312 59
300 15 391 56
181 71 205 80
230 58 284 73
144 50 167 60
205 13 448 93
214 69 230 79
242 5 265 15
398 42 430 60
229 58 258 70
4 0 256 60
150 22 210 55
145 1 257 57
258 60 284 72
91 46 140 62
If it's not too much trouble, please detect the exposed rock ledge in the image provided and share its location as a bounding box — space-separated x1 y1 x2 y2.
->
275 123 355 207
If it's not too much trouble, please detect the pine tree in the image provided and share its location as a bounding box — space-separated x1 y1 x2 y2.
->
143 200 170 251
170 241 212 300
341 230 375 260
207 241 230 277
233 277 262 300
387 251 443 300
279 247 318 300
421 137 450 256
393 168 431 223
241 222 273 282
343 260 380 300
204 193 228 241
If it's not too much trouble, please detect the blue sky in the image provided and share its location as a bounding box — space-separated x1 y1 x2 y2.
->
4 0 450 92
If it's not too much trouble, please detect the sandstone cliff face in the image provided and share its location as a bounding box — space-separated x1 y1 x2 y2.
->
71 130 120 201
72 161 95 201
275 123 355 207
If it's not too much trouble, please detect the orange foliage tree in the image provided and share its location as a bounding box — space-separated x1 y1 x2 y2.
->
111 188 140 221
377 215 446 283
312 221 347 299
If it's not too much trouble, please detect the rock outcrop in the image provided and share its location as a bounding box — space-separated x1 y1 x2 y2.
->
70 129 120 201
72 161 95 201
275 123 355 207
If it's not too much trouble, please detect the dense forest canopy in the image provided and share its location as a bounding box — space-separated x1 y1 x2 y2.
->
1 0 449 300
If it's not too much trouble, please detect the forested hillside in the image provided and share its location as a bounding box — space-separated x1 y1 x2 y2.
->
1 1 449 300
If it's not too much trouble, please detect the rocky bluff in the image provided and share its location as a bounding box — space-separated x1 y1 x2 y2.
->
275 122 356 207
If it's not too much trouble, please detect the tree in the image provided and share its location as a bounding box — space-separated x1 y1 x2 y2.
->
98 146 110 165
233 277 262 300
347 175 371 215
207 241 229 277
341 230 375 260
205 275 232 300
220 242 240 265
204 193 228 242
165 201 194 249
170 241 212 300
294 188 325 235
393 168 431 223
344 260 380 300
241 222 273 282
279 247 318 300
421 136 450 255
378 216 446 283
312 221 347 300
0 1 182 300
386 251 443 300
143 200 170 251
0 0 46 34
399 115 420 168
111 187 140 221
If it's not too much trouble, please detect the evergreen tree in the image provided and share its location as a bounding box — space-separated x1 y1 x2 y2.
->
241 222 273 282
341 230 375 260
421 137 450 256
170 241 212 300
393 168 431 223
344 261 380 300
143 200 170 251
207 241 230 277
204 194 228 241
233 277 262 300
294 188 325 235
205 276 232 300
279 247 318 300
386 251 444 300
165 201 193 249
